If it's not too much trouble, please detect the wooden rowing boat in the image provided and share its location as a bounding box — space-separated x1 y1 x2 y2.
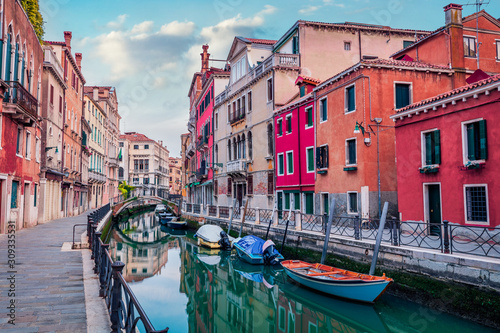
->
281 260 393 303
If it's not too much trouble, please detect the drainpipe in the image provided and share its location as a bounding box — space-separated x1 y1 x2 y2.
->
358 30 362 61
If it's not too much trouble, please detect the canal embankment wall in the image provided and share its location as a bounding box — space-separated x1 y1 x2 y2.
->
182 214 500 293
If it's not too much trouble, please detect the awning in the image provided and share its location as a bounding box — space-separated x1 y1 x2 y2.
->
201 180 213 186
190 182 200 187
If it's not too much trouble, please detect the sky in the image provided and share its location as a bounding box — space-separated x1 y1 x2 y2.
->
40 0 499 157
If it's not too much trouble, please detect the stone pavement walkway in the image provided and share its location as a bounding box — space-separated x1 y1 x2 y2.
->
0 212 102 333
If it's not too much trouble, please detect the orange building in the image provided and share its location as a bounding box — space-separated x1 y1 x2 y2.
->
46 31 86 217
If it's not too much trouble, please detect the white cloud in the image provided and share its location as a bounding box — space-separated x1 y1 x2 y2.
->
94 31 134 80
131 21 154 34
258 4 277 15
106 14 128 29
159 21 196 37
299 5 321 14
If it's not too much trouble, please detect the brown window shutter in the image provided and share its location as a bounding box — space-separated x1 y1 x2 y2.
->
267 171 274 195
228 178 232 196
214 179 218 195
247 175 253 195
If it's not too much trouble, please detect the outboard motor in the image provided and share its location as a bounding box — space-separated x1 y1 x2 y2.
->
262 240 280 265
218 231 232 250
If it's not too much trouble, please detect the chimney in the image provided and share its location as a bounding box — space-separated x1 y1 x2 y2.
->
64 31 72 51
444 3 463 26
93 87 99 101
201 44 210 73
75 53 82 71
444 3 465 84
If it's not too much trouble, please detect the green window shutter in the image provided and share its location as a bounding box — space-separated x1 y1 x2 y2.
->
294 193 300 210
478 120 487 160
434 130 441 164
316 147 321 169
307 108 312 127
325 145 329 168
0 40 3 79
350 193 358 212
324 195 329 214
306 193 313 214
425 133 433 165
396 84 410 109
5 34 12 81
321 100 327 121
287 116 291 133
467 123 476 160
307 148 314 171
21 57 25 86
300 85 305 97
13 44 19 82
348 140 356 164
292 36 298 54
348 87 355 111
279 155 284 174
285 192 290 209
34 184 37 207
287 152 293 174
278 121 282 136
11 181 18 208
277 192 283 217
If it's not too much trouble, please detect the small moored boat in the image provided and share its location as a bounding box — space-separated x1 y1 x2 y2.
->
166 217 187 229
233 235 284 265
155 204 167 214
158 212 174 224
281 260 393 303
195 225 233 250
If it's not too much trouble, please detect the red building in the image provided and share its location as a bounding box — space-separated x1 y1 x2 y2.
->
274 76 318 215
0 0 44 232
391 75 500 228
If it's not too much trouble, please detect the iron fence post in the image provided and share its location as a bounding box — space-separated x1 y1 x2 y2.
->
87 216 94 244
322 214 327 234
94 231 102 273
354 216 360 240
443 220 450 254
91 223 97 259
110 261 125 332
392 219 399 246
99 244 109 297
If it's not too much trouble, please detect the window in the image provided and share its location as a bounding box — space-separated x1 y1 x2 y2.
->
284 192 290 210
59 96 63 113
306 147 314 172
286 114 292 134
119 167 124 178
248 91 252 112
267 124 273 155
279 306 286 331
463 119 487 162
347 192 358 214
422 130 441 166
316 145 329 169
395 83 412 109
133 177 139 184
344 41 351 51
144 144 149 149
292 36 299 54
119 142 124 147
134 145 139 149
242 95 246 114
299 85 305 97
403 40 414 48
11 181 19 208
464 185 488 224
267 78 273 102
345 85 355 113
36 137 40 162
305 193 313 214
277 118 283 136
16 127 22 155
25 131 31 159
496 41 500 60
286 151 294 175
50 85 54 105
267 171 274 195
247 174 253 195
215 112 218 129
294 193 300 210
34 184 38 207
143 178 149 184
464 36 476 57
214 179 218 195
346 139 356 165
320 98 327 122
227 178 232 196
305 107 313 128
278 153 284 176
248 131 253 160
145 159 149 171
309 322 318 333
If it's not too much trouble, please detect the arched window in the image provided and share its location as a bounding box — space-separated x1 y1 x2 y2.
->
119 167 124 178
227 140 232 161
237 135 241 159
248 131 253 160
267 123 273 155
13 38 19 83
5 31 12 81
233 137 237 160
242 134 246 159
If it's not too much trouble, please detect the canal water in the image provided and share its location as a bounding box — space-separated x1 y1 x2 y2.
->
108 210 497 333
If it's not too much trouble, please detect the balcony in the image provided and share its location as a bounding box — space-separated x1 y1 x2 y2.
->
108 157 119 168
186 142 195 157
197 136 209 151
2 81 38 125
230 110 245 125
43 47 64 83
89 170 106 184
227 160 247 176
133 169 150 174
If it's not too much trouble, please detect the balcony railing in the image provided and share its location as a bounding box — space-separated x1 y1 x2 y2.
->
3 81 38 120
197 136 209 150
43 47 64 80
230 112 245 125
108 157 119 167
227 160 246 173
133 169 150 173
89 170 106 183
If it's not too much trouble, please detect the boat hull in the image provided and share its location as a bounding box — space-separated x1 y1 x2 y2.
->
198 238 221 249
167 220 187 229
234 243 284 265
282 261 392 303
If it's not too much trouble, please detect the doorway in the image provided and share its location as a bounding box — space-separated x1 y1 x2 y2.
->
424 184 441 236
23 183 30 227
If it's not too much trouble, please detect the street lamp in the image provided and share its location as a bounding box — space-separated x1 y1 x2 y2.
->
353 118 393 218
45 146 59 153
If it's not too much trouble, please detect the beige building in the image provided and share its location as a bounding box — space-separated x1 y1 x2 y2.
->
213 23 429 210
169 157 182 195
39 45 67 222
84 89 106 208
120 132 170 197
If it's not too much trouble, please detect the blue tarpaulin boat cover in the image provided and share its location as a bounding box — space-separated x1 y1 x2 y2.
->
236 235 280 256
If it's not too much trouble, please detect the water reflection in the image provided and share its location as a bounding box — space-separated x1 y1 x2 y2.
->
109 211 498 333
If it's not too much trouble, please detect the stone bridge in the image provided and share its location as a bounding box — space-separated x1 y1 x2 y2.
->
112 196 182 216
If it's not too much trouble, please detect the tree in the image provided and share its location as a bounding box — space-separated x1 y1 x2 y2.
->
20 0 44 42
118 181 136 200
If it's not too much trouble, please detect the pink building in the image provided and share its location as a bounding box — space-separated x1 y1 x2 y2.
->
274 77 318 214
391 74 500 228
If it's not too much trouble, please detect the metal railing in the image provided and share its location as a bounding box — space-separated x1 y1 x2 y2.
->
3 81 38 119
219 206 229 219
245 208 256 222
88 203 169 332
259 209 273 224
193 204 201 214
208 205 217 217
301 213 324 232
